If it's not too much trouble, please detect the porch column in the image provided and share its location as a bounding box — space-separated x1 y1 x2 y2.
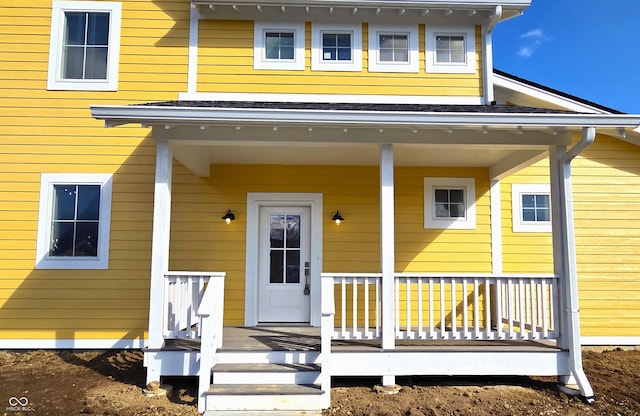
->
380 144 395 357
147 140 173 349
549 133 594 399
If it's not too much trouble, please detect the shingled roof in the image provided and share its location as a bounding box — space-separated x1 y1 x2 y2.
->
135 100 580 114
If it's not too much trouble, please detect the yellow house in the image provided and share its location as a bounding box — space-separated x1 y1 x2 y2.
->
1 0 640 413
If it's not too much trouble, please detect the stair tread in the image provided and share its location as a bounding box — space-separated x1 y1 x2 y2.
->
213 363 320 373
207 384 323 396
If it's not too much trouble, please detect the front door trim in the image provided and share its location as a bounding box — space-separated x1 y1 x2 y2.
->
245 193 323 327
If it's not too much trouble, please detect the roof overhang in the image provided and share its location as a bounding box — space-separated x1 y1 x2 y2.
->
91 103 640 133
192 0 530 23
90 101 640 178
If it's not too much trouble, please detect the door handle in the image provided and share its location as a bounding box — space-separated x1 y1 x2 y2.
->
304 262 310 295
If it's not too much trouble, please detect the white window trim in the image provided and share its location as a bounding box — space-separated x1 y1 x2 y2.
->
425 25 476 74
36 173 113 269
424 177 476 230
47 1 122 91
511 184 552 233
311 23 362 72
368 24 418 73
254 22 305 70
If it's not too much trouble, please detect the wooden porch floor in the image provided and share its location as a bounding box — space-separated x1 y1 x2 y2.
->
164 326 560 353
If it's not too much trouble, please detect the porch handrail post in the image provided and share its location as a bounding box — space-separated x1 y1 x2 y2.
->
148 140 172 350
380 144 395 354
320 275 335 408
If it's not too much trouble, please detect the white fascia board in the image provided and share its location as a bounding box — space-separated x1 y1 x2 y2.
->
91 105 640 129
194 0 531 8
493 73 610 114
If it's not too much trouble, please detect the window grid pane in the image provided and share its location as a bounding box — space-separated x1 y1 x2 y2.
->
50 184 101 257
322 32 352 61
435 34 465 64
265 32 295 60
434 188 466 219
62 11 110 80
379 34 409 63
521 194 550 223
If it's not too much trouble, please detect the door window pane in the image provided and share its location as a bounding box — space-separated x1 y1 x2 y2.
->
286 250 300 283
286 215 300 248
270 215 285 248
270 250 284 283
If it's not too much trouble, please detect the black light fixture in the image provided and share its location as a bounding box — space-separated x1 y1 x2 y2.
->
331 210 344 225
222 209 236 224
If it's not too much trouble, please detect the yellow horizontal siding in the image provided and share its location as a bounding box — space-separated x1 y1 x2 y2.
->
504 133 640 337
0 0 191 341
197 21 483 97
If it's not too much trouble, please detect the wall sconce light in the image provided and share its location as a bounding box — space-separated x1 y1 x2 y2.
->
222 209 236 224
332 210 344 225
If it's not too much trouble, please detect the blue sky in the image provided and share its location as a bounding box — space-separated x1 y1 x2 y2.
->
492 0 640 114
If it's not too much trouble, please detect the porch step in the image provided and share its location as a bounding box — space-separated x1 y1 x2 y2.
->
204 384 324 412
205 349 325 413
212 363 321 384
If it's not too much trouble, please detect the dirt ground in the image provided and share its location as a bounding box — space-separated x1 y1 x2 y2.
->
0 348 638 416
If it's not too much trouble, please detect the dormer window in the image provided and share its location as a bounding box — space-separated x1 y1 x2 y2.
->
311 23 362 71
254 22 305 70
368 24 418 73
425 26 476 74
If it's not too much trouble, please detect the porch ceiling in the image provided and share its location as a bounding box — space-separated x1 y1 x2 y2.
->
90 101 640 178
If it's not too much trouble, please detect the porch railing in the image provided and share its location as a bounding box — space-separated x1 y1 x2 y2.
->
322 273 559 342
163 272 225 339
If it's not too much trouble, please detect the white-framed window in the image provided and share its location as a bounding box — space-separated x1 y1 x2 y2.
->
36 173 113 269
511 184 552 233
424 177 476 229
425 26 476 74
47 1 122 91
368 24 418 73
311 23 362 71
254 22 305 70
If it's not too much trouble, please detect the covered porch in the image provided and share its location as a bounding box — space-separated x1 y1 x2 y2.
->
90 100 640 412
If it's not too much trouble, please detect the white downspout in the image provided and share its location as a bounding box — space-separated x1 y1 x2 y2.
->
551 127 596 402
482 5 502 105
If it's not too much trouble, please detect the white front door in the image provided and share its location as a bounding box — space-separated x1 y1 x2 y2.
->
258 206 311 323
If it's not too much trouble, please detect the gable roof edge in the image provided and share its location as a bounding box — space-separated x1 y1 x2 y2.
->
493 69 623 115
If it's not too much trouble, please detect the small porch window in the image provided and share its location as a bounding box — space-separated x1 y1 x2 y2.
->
36 173 113 269
424 177 476 229
511 184 552 232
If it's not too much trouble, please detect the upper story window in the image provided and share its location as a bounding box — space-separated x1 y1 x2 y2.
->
36 173 113 269
368 24 418 73
311 23 362 71
511 184 552 233
47 1 122 91
425 26 476 74
254 22 305 70
424 177 476 229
